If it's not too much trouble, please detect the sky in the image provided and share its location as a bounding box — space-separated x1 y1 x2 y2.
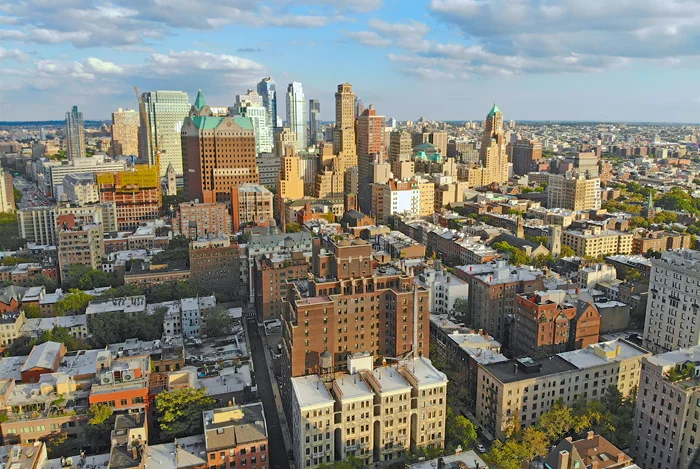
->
0 0 699 123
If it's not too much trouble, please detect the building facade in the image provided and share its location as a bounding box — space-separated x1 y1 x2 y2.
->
232 184 274 231
176 201 232 238
548 172 601 211
286 82 307 151
65 105 85 159
140 90 190 175
111 108 140 157
333 83 357 173
479 104 508 186
257 77 277 130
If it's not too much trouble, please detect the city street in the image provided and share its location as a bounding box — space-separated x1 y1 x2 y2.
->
13 175 52 209
246 316 290 469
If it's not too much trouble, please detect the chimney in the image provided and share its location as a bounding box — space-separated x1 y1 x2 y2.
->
590 461 598 469
616 452 626 463
558 450 570 469
587 431 595 440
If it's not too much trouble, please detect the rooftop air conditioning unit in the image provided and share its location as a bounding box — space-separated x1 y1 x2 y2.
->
101 372 114 385
123 371 135 382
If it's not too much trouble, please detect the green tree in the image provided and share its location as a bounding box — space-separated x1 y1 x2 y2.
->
41 432 76 458
493 241 529 266
38 326 87 351
9 335 35 356
532 254 555 269
285 222 301 233
630 216 650 228
78 268 112 290
22 303 42 319
102 284 143 299
521 427 550 459
1 256 33 266
55 289 93 316
318 456 366 469
89 310 165 347
445 407 477 450
201 306 231 338
560 245 576 258
32 273 57 293
156 387 216 440
484 439 530 469
451 298 469 323
653 211 678 225
538 400 574 442
13 187 21 204
88 403 113 425
0 213 26 250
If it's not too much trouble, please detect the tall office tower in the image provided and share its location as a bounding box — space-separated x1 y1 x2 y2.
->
308 99 321 145
429 132 448 156
235 89 272 154
511 139 543 176
181 90 259 204
389 131 414 180
277 148 304 227
356 105 386 214
280 234 430 379
139 90 190 176
333 83 357 173
39 127 47 141
285 82 307 151
547 172 601 211
110 108 140 157
643 250 700 354
257 77 277 130
570 151 600 177
354 96 364 118
479 104 508 185
65 106 85 159
633 347 700 469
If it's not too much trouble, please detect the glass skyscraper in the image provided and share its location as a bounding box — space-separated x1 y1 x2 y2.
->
257 77 277 130
286 82 307 151
65 106 85 159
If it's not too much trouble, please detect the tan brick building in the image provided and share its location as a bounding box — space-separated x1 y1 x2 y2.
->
176 201 232 238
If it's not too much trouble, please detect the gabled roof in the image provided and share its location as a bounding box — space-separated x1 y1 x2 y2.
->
21 341 62 372
193 89 207 111
487 103 500 117
0 285 26 305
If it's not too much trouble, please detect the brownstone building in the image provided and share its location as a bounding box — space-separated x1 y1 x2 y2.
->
512 292 601 357
254 251 310 322
281 236 430 379
182 91 259 205
631 229 691 254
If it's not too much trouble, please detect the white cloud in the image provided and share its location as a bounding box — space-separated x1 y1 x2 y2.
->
0 47 27 62
345 31 392 47
146 50 264 75
368 19 430 39
84 57 125 75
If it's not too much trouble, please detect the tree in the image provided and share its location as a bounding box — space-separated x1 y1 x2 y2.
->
484 439 530 469
538 400 574 442
0 212 26 250
318 456 366 469
78 268 112 290
285 222 301 233
156 387 216 440
532 254 555 269
560 245 575 258
445 407 477 450
9 335 35 356
630 216 650 229
38 326 87 351
521 427 550 459
89 311 164 347
88 403 113 425
451 298 469 323
1 256 33 266
102 284 143 299
22 303 42 319
41 431 75 458
493 241 529 266
201 306 231 338
32 274 57 293
55 289 93 316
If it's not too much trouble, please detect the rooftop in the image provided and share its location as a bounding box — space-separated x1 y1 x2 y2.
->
203 403 267 451
558 339 650 369
370 366 412 393
408 450 487 469
484 355 579 384
291 374 334 409
22 341 63 372
333 373 374 401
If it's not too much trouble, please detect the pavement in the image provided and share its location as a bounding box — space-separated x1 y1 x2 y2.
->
246 313 291 469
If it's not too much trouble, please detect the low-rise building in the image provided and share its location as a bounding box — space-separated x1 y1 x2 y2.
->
632 229 692 254
541 432 639 469
476 339 650 440
0 311 26 349
575 263 617 289
203 403 269 469
232 183 274 231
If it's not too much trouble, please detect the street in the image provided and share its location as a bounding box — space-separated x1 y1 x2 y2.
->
247 317 290 469
13 175 52 209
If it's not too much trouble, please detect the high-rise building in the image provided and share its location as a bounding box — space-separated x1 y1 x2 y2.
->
428 132 448 156
354 96 364 118
139 90 190 176
110 108 140 157
165 162 177 196
274 127 298 160
235 89 272 154
96 163 161 231
547 172 601 211
63 173 99 205
175 201 232 238
0 172 15 213
17 206 56 245
511 139 543 176
257 77 277 130
389 131 414 180
57 223 104 284
643 250 700 354
231 184 274 231
309 99 321 145
277 148 304 227
633 346 700 469
65 106 85 159
333 83 357 173
285 82 307 151
181 90 259 204
280 235 430 378
189 237 247 301
356 105 386 214
479 104 508 186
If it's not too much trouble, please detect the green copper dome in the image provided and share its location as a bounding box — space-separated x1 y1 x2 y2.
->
487 103 500 117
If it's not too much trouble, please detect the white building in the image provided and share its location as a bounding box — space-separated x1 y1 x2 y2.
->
575 263 617 289
416 268 469 316
234 90 272 154
286 82 307 150
289 355 448 469
42 156 126 199
149 296 216 339
384 180 420 220
62 173 99 205
643 249 700 354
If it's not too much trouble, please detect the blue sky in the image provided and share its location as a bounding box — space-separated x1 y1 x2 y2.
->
1 0 699 122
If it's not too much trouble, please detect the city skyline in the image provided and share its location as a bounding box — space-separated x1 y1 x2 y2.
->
0 0 698 123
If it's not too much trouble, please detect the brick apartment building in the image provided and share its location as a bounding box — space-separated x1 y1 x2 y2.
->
254 251 310 322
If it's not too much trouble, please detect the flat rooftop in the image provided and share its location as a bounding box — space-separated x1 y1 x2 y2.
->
402 357 448 387
558 339 649 369
370 366 412 393
291 374 334 409
333 373 374 401
484 355 579 384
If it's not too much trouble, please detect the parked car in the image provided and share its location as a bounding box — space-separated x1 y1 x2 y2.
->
476 443 487 453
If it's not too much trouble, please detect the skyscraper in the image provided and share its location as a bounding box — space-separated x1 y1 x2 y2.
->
356 105 386 214
309 99 321 145
235 89 272 154
511 139 543 176
333 83 357 173
65 106 85 159
285 82 306 151
389 131 414 180
181 90 259 204
479 104 508 186
139 90 190 176
257 77 277 130
110 108 140 157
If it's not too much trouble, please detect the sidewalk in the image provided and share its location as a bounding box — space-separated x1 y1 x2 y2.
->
259 327 293 453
